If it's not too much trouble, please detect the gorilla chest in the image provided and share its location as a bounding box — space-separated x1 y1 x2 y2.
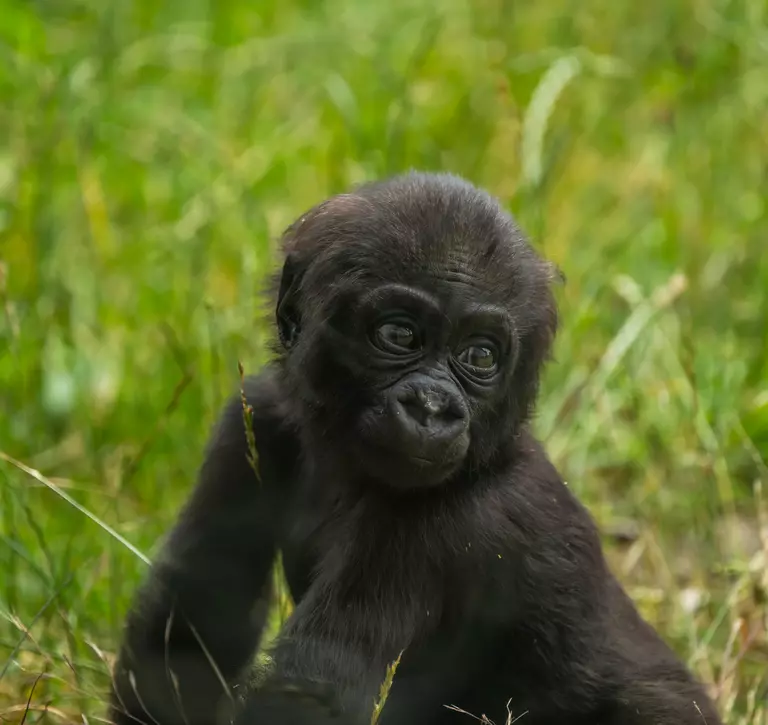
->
280 525 318 603
279 487 466 627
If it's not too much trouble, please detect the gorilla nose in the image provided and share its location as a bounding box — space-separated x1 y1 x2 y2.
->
398 388 450 425
394 386 468 447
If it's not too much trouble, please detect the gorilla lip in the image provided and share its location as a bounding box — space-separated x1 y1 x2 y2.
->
407 454 443 467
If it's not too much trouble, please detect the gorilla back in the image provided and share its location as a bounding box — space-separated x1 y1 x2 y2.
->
109 172 722 725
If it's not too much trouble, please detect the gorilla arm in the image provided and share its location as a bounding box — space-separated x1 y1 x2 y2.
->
109 371 299 725
232 593 386 725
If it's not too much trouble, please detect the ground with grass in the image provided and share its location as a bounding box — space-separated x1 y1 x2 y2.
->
1 0 767 722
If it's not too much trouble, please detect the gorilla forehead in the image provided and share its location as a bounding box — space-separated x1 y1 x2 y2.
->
288 172 542 308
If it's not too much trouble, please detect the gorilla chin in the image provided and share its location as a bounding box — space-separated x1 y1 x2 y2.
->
358 437 470 489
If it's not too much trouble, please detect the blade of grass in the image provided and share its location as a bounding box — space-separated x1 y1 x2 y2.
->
0 452 150 566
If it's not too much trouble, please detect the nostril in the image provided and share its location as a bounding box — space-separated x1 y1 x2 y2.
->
398 395 429 426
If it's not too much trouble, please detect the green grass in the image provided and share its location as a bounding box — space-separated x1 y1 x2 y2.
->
1 0 767 721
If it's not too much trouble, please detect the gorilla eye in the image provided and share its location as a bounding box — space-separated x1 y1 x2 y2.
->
374 321 420 354
457 345 498 375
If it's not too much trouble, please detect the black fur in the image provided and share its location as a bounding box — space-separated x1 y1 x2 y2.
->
109 172 722 725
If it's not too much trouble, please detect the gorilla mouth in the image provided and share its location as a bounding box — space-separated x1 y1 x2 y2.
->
407 455 450 468
362 441 461 480
409 455 435 464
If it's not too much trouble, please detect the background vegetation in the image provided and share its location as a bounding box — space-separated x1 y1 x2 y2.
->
1 0 766 722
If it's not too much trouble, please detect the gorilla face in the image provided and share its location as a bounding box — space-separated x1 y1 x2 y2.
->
274 172 557 489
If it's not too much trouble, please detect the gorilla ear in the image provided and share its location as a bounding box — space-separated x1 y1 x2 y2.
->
538 258 565 286
276 253 304 349
548 261 566 286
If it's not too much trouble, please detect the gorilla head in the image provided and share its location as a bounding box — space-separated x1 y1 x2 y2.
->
273 173 559 488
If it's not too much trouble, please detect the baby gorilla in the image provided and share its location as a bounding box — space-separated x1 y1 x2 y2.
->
109 173 722 725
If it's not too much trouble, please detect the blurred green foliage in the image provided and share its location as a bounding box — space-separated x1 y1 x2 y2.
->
0 0 766 721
